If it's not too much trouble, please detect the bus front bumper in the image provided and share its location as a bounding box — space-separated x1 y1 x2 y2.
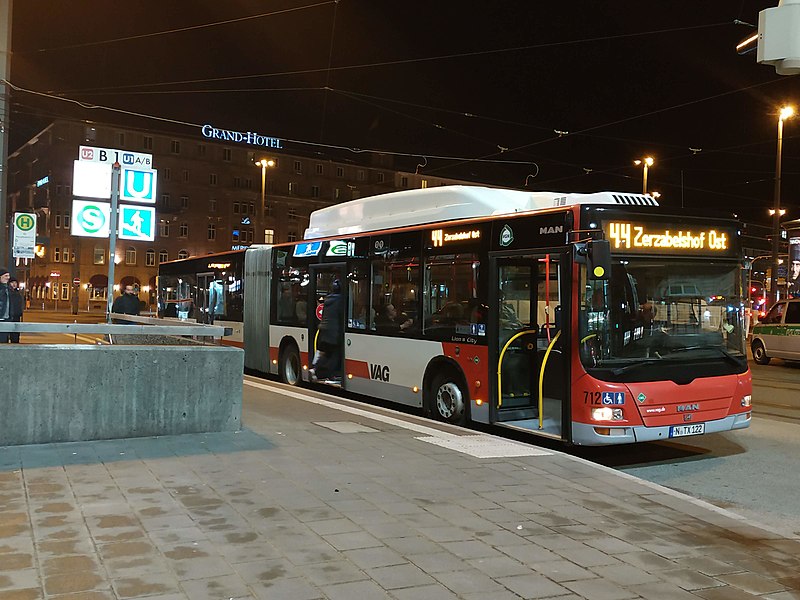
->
571 412 752 446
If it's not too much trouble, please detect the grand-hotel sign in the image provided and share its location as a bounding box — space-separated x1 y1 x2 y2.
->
201 124 283 149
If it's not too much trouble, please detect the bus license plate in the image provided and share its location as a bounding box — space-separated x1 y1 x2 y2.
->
669 424 705 438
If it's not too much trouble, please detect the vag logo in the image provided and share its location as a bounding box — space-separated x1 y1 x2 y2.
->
370 364 390 382
540 225 563 235
677 403 699 412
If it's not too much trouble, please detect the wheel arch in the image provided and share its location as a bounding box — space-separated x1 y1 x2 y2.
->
422 356 470 412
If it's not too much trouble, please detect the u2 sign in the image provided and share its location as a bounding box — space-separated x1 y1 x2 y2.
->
120 167 158 203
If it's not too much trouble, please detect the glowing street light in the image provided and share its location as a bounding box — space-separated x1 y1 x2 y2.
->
255 159 275 244
770 105 794 304
634 156 654 194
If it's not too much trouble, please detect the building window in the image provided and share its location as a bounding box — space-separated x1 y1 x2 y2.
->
264 229 274 243
61 282 70 301
265 204 274 217
223 148 232 162
116 132 125 147
378 172 385 184
245 178 253 189
198 144 206 157
171 140 181 154
421 179 428 189
209 198 217 212
336 166 344 177
207 223 216 240
249 202 255 215
357 169 365 181
316 163 324 175
65 185 71 196
182 170 189 182
64 211 70 225
234 176 241 188
143 136 153 150
164 167 171 181
247 229 254 242
93 247 105 265
233 202 240 214
288 208 297 221
311 185 320 198
288 231 297 242
210 173 218 185
159 221 170 237
54 247 61 262
160 194 170 209
180 195 189 209
62 246 70 262
179 222 188 238
71 249 76 263
56 184 62 196
178 250 189 260
401 176 408 187
159 250 169 264
232 229 240 242
294 160 302 174
288 182 297 195
125 247 136 265
54 213 62 229
146 249 156 266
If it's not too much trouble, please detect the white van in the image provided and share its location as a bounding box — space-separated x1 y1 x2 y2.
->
750 298 800 364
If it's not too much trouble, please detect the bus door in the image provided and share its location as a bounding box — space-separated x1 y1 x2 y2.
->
491 253 568 439
310 264 347 387
196 272 215 324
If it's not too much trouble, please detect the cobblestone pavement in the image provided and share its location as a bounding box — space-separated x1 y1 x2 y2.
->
0 377 798 599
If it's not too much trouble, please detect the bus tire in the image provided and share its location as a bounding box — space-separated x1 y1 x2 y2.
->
428 370 467 426
752 340 771 365
279 343 302 386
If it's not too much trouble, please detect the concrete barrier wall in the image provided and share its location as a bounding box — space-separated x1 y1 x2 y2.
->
0 345 243 446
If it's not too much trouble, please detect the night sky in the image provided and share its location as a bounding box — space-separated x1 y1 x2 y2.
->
7 1 800 224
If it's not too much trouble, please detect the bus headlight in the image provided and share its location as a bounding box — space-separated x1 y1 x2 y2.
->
591 407 624 421
741 394 752 408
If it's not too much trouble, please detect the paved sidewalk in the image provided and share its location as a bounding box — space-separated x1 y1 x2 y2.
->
0 378 799 599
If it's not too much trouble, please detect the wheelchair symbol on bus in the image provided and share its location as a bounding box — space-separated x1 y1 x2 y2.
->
602 392 625 405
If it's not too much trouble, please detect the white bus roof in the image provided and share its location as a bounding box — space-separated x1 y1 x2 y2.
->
304 185 657 239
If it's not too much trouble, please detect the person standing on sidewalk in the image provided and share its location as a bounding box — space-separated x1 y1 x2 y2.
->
7 278 23 343
111 284 141 315
0 269 11 343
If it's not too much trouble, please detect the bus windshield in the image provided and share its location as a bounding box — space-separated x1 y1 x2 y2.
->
579 259 747 378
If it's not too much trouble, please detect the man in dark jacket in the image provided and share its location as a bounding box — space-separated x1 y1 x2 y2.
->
7 278 24 343
310 279 343 381
111 284 141 315
0 268 10 343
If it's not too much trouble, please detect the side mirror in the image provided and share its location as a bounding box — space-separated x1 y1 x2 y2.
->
588 240 611 280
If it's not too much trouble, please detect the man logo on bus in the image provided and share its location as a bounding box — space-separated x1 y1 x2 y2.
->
77 205 106 233
500 225 514 247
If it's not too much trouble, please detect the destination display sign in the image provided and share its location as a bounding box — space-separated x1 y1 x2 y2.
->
604 221 738 257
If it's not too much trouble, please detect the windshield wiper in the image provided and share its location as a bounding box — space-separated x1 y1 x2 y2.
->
610 357 663 376
668 345 744 366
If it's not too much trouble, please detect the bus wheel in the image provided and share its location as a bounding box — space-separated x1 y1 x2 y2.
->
752 341 771 365
279 344 302 386
429 371 467 426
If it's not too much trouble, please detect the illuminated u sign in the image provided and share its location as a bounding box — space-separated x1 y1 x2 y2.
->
120 167 158 203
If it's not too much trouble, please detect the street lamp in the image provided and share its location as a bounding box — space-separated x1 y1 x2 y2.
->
255 159 275 244
634 157 654 194
770 105 794 305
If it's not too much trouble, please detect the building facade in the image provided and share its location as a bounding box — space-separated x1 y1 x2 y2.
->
8 119 468 311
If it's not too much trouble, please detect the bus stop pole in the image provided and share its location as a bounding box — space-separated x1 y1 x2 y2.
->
106 162 120 322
